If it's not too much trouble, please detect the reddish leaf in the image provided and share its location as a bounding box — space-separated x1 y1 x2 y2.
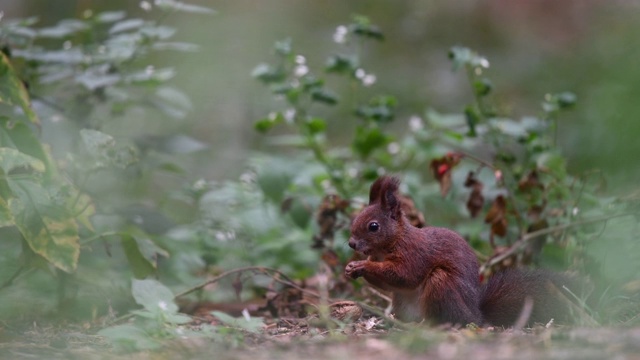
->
429 152 463 196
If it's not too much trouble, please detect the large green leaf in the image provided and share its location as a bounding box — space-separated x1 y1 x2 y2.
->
0 147 46 174
120 235 156 279
8 180 79 272
0 195 12 227
0 117 56 180
131 279 177 313
0 52 39 125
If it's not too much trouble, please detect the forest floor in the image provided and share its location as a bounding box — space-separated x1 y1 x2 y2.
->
3 311 640 360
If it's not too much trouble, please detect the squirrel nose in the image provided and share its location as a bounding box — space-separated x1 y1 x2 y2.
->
348 238 357 250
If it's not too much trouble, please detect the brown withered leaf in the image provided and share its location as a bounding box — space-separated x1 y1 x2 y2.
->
280 197 294 213
430 152 463 197
485 195 507 247
464 171 484 218
315 194 350 248
399 194 426 228
518 170 544 191
321 249 340 267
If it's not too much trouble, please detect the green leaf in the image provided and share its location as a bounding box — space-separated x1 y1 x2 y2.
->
98 324 161 352
0 148 46 174
96 11 127 23
109 18 145 34
448 46 490 71
287 197 311 229
154 0 216 14
274 38 292 56
75 71 121 91
0 52 40 125
310 88 338 105
353 126 391 158
349 15 384 41
255 118 276 133
473 78 492 97
121 235 156 279
252 63 285 84
536 152 567 180
211 311 265 333
255 112 284 133
256 159 293 203
355 96 397 123
154 86 193 118
305 117 326 135
81 129 115 156
125 67 175 84
325 54 357 74
131 279 178 313
0 196 12 228
542 92 577 113
464 105 479 137
9 180 79 272
490 118 528 138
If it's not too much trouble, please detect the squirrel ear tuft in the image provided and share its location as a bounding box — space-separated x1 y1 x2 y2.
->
369 176 402 220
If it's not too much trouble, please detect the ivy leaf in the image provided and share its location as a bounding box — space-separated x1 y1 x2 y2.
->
0 52 40 125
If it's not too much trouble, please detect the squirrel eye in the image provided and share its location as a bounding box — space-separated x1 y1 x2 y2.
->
368 221 380 232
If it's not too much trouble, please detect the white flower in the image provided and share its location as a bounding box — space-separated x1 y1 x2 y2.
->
333 25 348 44
158 301 168 311
409 116 423 132
387 142 400 155
294 65 309 77
140 1 152 11
362 74 376 87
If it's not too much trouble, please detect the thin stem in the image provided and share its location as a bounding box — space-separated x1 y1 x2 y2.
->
174 266 320 299
482 212 637 270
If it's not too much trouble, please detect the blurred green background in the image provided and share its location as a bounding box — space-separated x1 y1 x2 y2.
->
4 0 639 191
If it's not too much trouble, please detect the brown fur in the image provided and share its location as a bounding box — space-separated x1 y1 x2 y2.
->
346 176 572 327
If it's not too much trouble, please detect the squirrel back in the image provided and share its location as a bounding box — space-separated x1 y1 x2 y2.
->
346 176 575 327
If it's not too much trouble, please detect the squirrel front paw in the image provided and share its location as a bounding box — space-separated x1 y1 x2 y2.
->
345 260 366 279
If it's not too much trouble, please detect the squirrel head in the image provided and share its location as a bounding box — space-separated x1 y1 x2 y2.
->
349 176 404 257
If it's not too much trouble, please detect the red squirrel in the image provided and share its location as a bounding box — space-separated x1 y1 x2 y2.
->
345 176 572 327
